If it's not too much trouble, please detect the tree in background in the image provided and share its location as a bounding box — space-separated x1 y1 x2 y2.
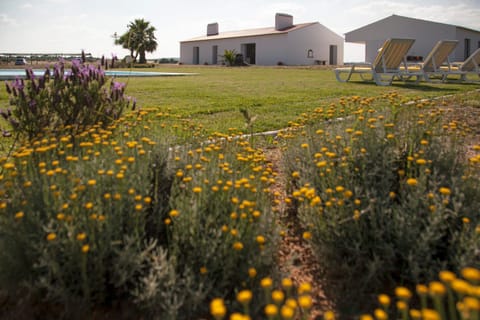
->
115 19 157 64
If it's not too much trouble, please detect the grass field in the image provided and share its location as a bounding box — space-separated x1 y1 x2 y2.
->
3 65 476 134
116 65 478 133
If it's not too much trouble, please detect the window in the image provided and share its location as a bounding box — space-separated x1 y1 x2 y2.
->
307 49 314 58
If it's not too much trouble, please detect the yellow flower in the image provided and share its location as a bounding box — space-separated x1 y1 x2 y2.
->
256 235 266 245
248 267 257 278
298 295 312 309
397 300 408 310
230 313 249 320
271 290 285 304
76 233 86 241
280 305 295 319
373 308 388 320
395 286 412 300
421 308 440 320
451 278 471 294
429 281 446 296
169 209 179 217
409 309 421 320
264 304 278 317
417 284 428 296
193 186 202 193
85 202 94 210
439 187 451 196
261 277 273 289
15 211 24 219
378 294 390 306
406 178 418 186
237 290 252 305
324 310 335 320
292 171 300 178
87 179 96 186
282 278 293 289
298 282 312 294
416 159 427 165
360 315 374 320
233 241 244 251
3 163 15 170
285 298 297 309
46 233 56 241
439 270 456 283
302 231 312 240
464 297 480 310
462 267 480 282
81 244 90 253
210 298 226 319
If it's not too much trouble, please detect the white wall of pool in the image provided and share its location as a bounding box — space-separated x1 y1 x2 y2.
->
0 69 197 80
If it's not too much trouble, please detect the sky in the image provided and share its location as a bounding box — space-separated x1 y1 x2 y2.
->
1 0 480 62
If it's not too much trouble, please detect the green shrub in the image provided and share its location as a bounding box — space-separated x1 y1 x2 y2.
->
0 122 172 316
0 113 280 318
282 93 480 315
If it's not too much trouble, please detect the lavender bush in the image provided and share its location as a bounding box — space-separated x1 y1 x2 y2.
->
2 60 134 139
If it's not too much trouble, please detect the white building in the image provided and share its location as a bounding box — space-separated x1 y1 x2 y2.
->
180 13 344 66
345 14 480 63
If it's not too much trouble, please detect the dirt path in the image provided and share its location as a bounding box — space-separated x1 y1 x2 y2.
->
265 147 334 320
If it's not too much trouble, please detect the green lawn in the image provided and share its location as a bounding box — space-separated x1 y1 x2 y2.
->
1 65 478 133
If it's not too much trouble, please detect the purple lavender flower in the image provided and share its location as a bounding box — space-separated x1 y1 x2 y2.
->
112 81 125 91
25 68 35 81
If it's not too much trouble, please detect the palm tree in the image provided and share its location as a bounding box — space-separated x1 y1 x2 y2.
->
115 19 157 64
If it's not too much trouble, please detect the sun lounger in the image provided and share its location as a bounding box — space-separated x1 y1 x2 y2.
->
334 38 416 86
403 40 458 81
441 48 480 81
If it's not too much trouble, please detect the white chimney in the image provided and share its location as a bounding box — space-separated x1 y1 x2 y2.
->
275 13 293 30
207 23 219 36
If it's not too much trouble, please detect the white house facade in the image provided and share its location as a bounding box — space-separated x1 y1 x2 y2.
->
345 15 480 63
180 13 344 66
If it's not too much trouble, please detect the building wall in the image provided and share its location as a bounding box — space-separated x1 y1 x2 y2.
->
179 24 344 66
180 34 288 65
455 28 480 61
286 23 344 65
346 15 459 63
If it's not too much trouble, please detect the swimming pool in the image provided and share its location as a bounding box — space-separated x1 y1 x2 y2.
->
0 69 197 80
